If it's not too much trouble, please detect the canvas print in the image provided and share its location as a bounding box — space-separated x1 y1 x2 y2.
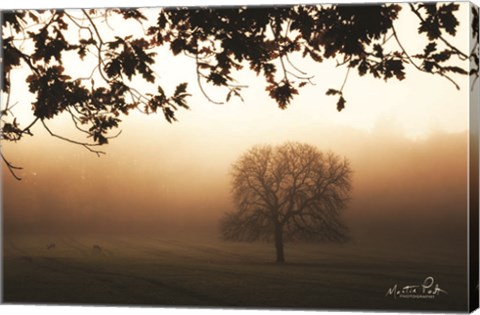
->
1 2 479 313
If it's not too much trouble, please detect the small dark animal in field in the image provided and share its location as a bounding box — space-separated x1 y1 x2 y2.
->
46 243 56 250
92 244 102 252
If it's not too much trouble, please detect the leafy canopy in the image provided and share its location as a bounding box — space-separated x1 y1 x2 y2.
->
1 4 478 179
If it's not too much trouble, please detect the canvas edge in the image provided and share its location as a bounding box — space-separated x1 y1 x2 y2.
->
0 7 5 306
0 2 478 314
469 1 480 313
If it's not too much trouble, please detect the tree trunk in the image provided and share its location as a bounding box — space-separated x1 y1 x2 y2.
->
274 223 285 263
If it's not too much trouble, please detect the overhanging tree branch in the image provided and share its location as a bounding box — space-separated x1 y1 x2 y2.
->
41 119 106 156
409 3 468 61
391 24 461 90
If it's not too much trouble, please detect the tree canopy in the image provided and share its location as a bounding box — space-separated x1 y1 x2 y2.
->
221 142 352 263
1 3 478 179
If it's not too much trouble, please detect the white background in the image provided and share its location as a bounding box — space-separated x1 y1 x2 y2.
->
1 0 479 314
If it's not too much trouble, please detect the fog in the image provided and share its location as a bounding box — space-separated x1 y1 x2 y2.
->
2 117 468 255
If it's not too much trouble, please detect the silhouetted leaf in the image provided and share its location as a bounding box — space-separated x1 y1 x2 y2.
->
174 83 188 96
326 89 340 96
443 66 468 75
267 81 298 109
424 42 437 56
337 96 346 112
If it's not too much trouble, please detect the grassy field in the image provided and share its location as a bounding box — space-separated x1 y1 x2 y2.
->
2 234 468 312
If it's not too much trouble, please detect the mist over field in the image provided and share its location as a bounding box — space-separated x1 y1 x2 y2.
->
2 127 469 310
3 125 468 254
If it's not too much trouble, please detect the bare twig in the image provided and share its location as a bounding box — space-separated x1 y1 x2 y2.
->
195 53 225 105
21 117 39 136
81 9 110 83
65 108 90 135
285 54 309 76
41 120 106 156
392 24 460 90
339 67 351 92
1 152 23 180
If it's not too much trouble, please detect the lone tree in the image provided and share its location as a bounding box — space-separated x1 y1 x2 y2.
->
221 142 352 263
1 4 478 179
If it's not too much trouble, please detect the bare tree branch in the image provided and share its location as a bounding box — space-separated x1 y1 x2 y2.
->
221 142 352 262
1 151 23 180
41 119 106 156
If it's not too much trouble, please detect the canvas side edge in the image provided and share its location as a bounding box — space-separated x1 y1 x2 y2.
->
0 8 5 306
469 1 480 313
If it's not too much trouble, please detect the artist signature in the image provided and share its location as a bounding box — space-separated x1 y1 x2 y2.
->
386 277 448 299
